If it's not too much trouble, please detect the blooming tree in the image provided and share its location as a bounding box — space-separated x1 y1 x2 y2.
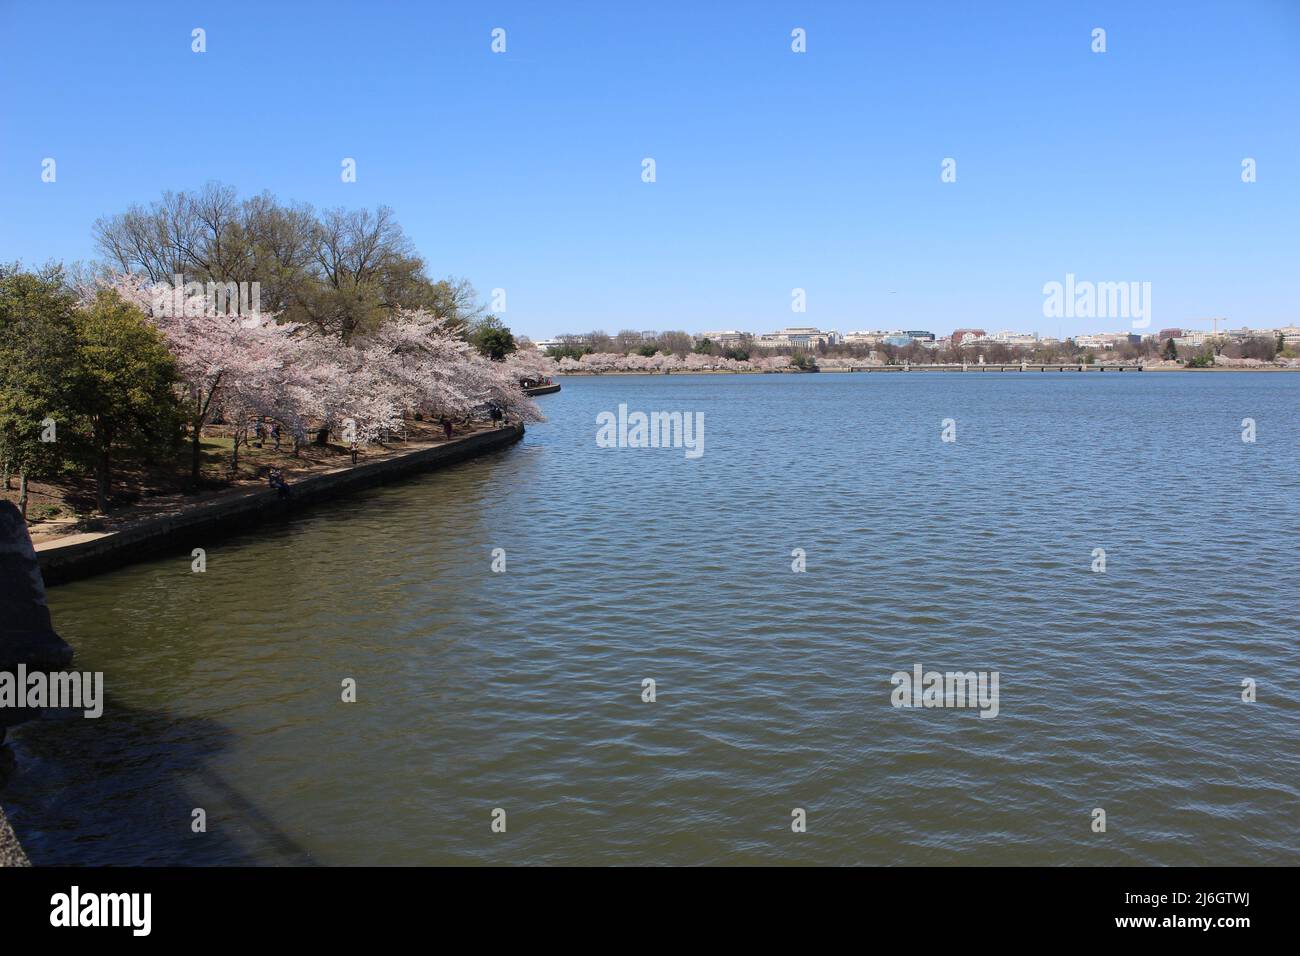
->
99 273 322 477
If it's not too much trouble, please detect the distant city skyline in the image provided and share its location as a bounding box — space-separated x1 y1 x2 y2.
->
2 1 1297 340
532 321 1300 351
534 319 1297 338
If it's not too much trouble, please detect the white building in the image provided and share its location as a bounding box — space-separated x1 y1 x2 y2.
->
989 330 1039 347
1073 335 1114 350
697 330 751 347
753 327 839 349
843 330 888 345
1172 330 1216 348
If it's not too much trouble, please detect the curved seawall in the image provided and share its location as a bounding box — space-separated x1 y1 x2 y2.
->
36 424 524 587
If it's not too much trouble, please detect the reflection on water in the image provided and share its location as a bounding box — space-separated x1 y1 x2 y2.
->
6 372 1300 864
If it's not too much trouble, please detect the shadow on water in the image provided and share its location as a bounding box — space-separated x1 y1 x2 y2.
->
2 691 315 866
2 443 526 866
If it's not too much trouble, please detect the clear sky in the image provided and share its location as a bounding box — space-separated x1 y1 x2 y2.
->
1 0 1297 340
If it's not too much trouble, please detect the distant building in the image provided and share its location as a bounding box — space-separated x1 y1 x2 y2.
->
859 329 933 347
1221 325 1298 346
990 330 1039 347
697 330 750 347
1158 328 1183 340
1173 331 1217 347
1074 334 1114 350
753 327 839 349
952 328 986 345
1075 332 1140 350
843 330 887 345
1225 326 1277 341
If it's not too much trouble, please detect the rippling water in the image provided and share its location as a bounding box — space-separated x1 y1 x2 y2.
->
5 371 1299 865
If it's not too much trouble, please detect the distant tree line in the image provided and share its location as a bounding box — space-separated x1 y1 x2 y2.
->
550 329 1292 367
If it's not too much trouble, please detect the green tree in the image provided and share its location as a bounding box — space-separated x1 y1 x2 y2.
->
94 184 470 343
0 267 80 517
1162 337 1178 361
469 315 517 361
71 291 183 512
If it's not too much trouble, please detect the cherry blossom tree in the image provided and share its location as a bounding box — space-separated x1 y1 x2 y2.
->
96 275 542 475
97 273 323 479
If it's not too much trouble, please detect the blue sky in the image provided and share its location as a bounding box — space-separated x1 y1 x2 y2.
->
1 0 1297 340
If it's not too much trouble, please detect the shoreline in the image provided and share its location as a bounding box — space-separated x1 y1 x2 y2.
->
35 424 524 587
555 365 1300 376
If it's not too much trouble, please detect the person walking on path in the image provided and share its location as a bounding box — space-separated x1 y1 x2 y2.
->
268 468 291 499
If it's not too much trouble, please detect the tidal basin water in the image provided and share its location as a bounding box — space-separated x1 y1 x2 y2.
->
7 372 1299 865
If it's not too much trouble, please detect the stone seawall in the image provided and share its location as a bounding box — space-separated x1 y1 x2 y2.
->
36 423 524 587
0 808 29 866
2 498 77 866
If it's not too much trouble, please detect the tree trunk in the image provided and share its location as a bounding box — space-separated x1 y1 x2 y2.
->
190 423 202 485
189 381 217 487
96 452 110 513
17 470 28 519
